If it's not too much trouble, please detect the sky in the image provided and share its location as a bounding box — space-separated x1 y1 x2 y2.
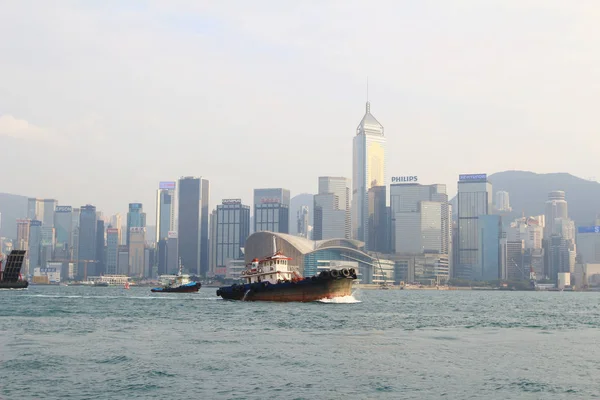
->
1 0 599 223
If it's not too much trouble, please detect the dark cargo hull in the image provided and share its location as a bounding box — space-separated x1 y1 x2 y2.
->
0 281 29 289
151 283 201 293
217 277 354 302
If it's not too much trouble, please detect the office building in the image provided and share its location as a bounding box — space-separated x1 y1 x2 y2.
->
28 220 42 273
477 215 502 281
544 191 568 239
95 220 105 276
106 228 120 275
390 183 450 256
117 246 129 275
156 181 176 242
313 177 350 241
456 174 493 280
27 198 43 221
393 253 450 285
42 199 57 227
577 226 600 264
126 203 146 247
167 231 179 274
352 101 386 243
40 226 55 268
16 219 30 251
209 199 250 276
71 208 81 262
77 205 97 280
297 206 310 238
505 240 525 281
367 186 389 253
128 227 146 277
157 239 168 276
110 213 123 245
54 206 73 249
495 191 512 213
547 235 576 280
254 188 290 234
506 216 543 249
178 176 210 276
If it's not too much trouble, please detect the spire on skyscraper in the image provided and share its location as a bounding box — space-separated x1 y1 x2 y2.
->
356 101 384 136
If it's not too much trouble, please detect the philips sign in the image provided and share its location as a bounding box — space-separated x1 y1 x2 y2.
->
55 206 72 213
459 174 487 182
391 176 418 184
578 226 600 234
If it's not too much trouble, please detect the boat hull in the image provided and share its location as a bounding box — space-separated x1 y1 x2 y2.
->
151 282 201 293
217 277 354 302
0 281 29 290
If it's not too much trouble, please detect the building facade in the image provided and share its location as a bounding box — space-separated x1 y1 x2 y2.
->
314 177 351 240
544 191 568 239
77 205 97 280
456 174 493 280
178 176 210 276
209 199 251 276
367 186 389 253
577 226 600 264
156 181 176 242
106 228 120 275
254 188 290 234
352 101 386 244
297 206 310 238
128 227 146 277
126 203 146 247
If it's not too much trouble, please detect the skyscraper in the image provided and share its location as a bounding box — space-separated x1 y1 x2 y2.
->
209 199 250 276
352 101 386 244
495 191 511 213
544 191 568 238
54 205 72 258
254 188 290 234
28 220 42 273
71 207 81 263
106 228 120 275
178 177 210 276
456 174 493 280
128 227 146 277
313 177 351 240
110 213 123 244
95 220 106 276
77 205 97 280
156 181 176 242
126 203 146 247
297 206 310 238
42 199 57 227
27 198 43 221
367 185 389 253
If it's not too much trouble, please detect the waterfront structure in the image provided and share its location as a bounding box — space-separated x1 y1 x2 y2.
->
544 191 568 239
178 176 210 276
573 263 600 288
297 206 310 238
313 177 351 240
156 181 176 242
495 191 512 213
209 199 250 276
128 227 146 277
352 101 386 244
106 228 120 275
245 231 383 283
393 253 450 285
456 174 493 280
126 203 146 247
577 226 600 264
77 205 97 280
254 188 290 234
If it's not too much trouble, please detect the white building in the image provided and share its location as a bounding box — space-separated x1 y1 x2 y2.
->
495 191 512 212
352 102 386 244
544 191 568 239
506 217 543 249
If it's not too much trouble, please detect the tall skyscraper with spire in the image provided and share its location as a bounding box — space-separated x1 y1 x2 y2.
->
352 101 386 247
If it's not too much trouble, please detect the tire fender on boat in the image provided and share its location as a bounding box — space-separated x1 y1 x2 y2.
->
330 269 340 278
341 268 350 277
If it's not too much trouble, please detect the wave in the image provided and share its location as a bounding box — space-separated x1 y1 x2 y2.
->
317 294 362 304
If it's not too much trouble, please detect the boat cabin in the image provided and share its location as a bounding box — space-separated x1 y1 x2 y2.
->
240 252 298 285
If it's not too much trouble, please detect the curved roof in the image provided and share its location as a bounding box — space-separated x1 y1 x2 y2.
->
248 231 365 255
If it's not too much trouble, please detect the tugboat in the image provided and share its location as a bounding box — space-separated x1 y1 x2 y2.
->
151 259 201 293
0 250 29 290
216 237 357 302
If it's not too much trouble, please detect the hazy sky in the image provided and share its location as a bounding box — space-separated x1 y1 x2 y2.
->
1 1 599 223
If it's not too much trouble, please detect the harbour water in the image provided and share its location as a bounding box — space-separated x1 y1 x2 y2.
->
1 286 599 399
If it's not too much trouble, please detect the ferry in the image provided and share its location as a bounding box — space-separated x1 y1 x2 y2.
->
216 239 357 302
0 250 29 290
151 260 201 293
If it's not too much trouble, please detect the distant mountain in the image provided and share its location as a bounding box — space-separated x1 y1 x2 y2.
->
0 193 28 239
452 171 600 226
289 193 314 235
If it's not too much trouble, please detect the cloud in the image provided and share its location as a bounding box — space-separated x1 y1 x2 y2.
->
0 115 52 141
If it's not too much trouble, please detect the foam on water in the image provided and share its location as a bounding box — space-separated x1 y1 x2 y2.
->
317 294 361 303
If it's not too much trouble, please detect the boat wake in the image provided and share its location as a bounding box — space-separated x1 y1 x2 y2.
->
317 294 361 304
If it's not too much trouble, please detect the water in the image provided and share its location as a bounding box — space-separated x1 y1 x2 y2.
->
1 287 599 400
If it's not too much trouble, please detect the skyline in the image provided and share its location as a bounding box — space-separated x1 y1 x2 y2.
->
2 1 600 221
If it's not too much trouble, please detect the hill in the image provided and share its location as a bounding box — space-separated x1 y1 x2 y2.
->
0 193 28 239
452 171 600 226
